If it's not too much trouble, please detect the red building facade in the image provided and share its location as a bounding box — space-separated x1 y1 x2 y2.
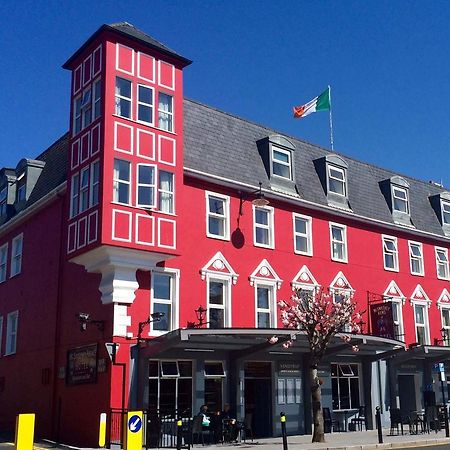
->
1 23 450 445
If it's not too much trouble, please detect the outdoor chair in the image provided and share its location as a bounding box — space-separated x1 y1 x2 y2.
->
191 415 211 446
350 406 367 431
389 408 407 435
409 410 425 434
323 407 340 433
424 406 439 433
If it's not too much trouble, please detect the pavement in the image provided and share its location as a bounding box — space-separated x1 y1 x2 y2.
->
2 428 450 450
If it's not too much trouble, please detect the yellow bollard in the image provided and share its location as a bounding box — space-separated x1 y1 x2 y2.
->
98 413 107 447
123 411 143 450
15 413 35 450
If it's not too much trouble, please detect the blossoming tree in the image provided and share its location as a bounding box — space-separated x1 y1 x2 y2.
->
277 288 363 443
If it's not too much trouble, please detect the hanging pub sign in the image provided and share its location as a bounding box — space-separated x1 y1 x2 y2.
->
370 302 395 340
66 343 98 385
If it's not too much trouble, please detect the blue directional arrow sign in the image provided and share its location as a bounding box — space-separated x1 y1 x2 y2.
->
128 415 142 433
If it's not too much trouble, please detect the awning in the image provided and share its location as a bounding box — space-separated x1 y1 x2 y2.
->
138 328 406 362
391 344 450 365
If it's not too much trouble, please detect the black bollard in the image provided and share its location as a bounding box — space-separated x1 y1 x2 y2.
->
445 405 450 438
375 407 383 444
176 418 183 450
280 412 288 450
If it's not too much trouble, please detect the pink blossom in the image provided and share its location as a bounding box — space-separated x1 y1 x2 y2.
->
268 336 279 344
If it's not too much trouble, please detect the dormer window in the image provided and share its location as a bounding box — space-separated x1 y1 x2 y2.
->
16 173 26 203
441 200 450 225
257 135 296 191
328 165 346 196
272 146 292 180
0 187 6 216
392 186 409 214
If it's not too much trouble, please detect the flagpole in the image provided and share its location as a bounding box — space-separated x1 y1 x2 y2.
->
328 85 334 151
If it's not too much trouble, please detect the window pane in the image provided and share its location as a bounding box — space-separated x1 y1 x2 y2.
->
208 217 224 236
417 326 426 345
209 197 224 215
332 378 339 410
443 309 450 327
139 166 155 185
117 183 129 204
296 235 308 253
329 177 345 195
385 254 394 268
257 312 270 328
333 242 344 260
138 85 152 104
257 287 269 309
295 218 307 234
209 281 224 305
349 378 360 409
273 162 290 178
255 209 268 225
338 378 350 409
273 150 289 163
332 227 343 241
256 227 269 245
117 98 131 118
153 303 171 331
385 240 396 251
115 160 130 181
116 77 131 97
154 274 171 300
138 104 152 123
209 308 224 328
415 305 424 324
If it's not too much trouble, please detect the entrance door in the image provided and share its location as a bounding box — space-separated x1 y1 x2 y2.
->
398 375 417 414
244 362 272 438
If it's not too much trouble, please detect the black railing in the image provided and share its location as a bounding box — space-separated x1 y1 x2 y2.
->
108 409 191 449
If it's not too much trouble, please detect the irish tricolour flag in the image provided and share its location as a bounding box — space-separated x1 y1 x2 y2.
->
293 87 331 119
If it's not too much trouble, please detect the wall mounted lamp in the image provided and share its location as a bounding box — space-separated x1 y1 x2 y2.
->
77 312 105 332
137 312 165 340
238 182 270 216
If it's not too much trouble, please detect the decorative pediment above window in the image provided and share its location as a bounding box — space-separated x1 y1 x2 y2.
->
291 265 320 291
409 284 431 307
200 251 238 284
329 271 353 293
249 259 282 288
437 289 450 310
383 280 406 304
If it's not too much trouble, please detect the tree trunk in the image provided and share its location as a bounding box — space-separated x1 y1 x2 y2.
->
310 365 325 443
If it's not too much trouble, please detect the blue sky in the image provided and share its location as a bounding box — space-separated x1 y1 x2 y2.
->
1 1 449 186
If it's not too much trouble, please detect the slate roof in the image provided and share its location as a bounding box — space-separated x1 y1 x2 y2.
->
183 98 448 239
63 23 191 69
1 99 448 241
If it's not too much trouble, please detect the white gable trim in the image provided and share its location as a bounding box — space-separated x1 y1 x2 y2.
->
249 259 282 289
291 265 320 291
200 251 238 284
383 280 406 305
329 271 354 293
409 284 431 307
437 288 450 310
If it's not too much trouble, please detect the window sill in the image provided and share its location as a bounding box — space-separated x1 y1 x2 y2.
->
112 114 177 136
9 273 21 279
254 243 274 250
4 351 16 357
410 272 425 277
206 233 230 242
331 258 348 264
437 276 450 281
384 267 399 272
294 250 313 257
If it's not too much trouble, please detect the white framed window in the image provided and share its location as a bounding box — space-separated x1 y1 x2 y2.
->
441 307 450 346
207 277 231 328
436 247 450 280
115 77 132 119
10 234 23 277
255 283 276 328
330 223 347 262
409 241 424 276
253 206 274 248
331 363 361 411
136 164 156 208
70 173 80 218
0 187 6 216
272 146 292 180
5 310 18 356
137 84 154 125
90 161 100 207
158 92 173 132
392 186 409 214
81 87 92 128
73 95 82 135
389 298 404 341
328 165 346 196
293 214 312 256
93 79 102 120
151 269 179 334
441 200 450 225
158 171 174 214
113 159 131 205
382 235 398 271
206 192 230 240
79 167 89 213
0 243 7 282
413 302 430 345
